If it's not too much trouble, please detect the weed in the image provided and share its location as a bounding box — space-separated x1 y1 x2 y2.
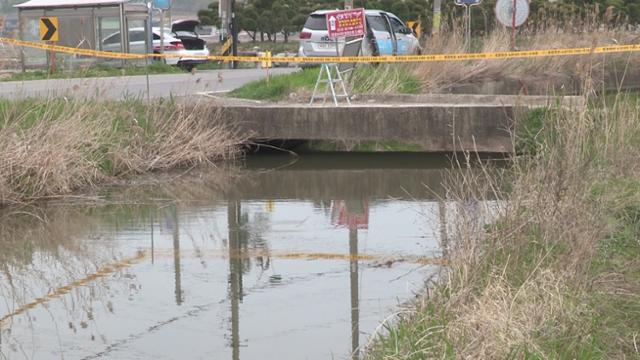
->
365 93 640 359
230 67 319 101
0 98 247 205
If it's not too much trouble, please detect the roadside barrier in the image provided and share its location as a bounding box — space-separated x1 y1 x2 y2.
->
2 36 640 64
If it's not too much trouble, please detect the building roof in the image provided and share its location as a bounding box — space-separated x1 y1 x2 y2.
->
15 0 128 9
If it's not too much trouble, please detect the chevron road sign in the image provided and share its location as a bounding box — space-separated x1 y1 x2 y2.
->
39 17 58 42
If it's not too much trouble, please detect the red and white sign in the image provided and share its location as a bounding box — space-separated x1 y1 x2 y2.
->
326 8 366 39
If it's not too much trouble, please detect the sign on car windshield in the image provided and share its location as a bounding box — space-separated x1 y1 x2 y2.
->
325 8 366 39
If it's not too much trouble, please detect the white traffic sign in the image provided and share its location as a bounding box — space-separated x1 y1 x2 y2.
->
496 0 530 28
455 0 482 6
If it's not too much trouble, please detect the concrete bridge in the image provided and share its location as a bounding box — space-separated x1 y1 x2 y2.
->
209 94 583 153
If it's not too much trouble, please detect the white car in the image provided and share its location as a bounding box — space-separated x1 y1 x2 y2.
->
102 21 209 69
298 9 421 59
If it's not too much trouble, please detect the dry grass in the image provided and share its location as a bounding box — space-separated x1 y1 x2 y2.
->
413 26 640 93
0 98 248 205
365 88 640 358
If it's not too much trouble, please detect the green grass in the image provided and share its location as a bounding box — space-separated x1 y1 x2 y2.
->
585 180 640 356
229 64 422 102
230 67 319 101
192 61 223 70
351 65 422 94
3 61 189 82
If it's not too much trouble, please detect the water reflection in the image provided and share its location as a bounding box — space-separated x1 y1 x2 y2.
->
228 201 242 360
0 154 501 360
332 200 369 360
171 204 184 306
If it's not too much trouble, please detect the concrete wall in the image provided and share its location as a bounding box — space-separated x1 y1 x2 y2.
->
219 103 519 153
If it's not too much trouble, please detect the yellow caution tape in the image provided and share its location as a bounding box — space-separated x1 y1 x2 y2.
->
1 37 146 59
146 248 447 265
2 36 640 64
0 251 146 327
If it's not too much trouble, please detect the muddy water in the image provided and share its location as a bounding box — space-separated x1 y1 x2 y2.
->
0 154 495 360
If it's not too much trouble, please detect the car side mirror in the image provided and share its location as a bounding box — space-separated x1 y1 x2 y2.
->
400 27 412 35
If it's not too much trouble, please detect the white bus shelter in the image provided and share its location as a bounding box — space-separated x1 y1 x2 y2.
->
16 0 151 69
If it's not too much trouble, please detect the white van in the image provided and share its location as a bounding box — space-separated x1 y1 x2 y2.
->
298 9 421 59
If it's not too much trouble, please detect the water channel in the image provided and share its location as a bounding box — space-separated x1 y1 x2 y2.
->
0 153 497 360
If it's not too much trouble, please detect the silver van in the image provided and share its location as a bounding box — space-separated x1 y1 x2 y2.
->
298 9 421 59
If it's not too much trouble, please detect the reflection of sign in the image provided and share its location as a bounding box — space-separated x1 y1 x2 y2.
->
407 21 422 38
39 17 58 42
266 200 275 212
331 200 369 230
455 0 482 5
495 0 530 28
153 0 171 9
326 8 365 39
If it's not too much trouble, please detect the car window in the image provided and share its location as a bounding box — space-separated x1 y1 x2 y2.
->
389 18 406 33
153 33 161 40
129 30 146 42
366 15 388 32
103 32 120 45
304 14 327 31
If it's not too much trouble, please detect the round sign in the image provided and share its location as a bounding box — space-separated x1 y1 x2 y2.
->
495 0 530 28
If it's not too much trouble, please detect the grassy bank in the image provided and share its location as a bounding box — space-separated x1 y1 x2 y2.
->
0 98 247 205
230 67 319 101
365 93 640 359
412 28 640 93
229 64 421 102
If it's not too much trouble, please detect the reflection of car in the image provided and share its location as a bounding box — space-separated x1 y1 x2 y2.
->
102 21 209 69
298 9 421 60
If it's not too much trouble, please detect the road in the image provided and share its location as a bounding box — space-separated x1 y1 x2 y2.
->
0 67 297 100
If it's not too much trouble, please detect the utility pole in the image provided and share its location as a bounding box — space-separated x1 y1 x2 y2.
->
220 0 231 43
220 0 237 69
432 0 442 35
231 0 238 69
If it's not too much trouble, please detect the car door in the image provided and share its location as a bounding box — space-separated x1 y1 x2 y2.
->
387 15 414 55
365 13 395 55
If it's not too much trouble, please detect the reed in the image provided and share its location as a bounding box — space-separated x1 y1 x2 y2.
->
365 91 640 358
0 98 247 205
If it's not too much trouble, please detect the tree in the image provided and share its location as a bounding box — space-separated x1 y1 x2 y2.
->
198 1 221 27
237 5 260 41
197 0 640 45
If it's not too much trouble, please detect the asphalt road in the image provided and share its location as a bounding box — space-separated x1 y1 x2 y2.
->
0 67 298 100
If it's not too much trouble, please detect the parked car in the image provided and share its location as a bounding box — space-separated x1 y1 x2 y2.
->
298 9 421 61
102 21 209 70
